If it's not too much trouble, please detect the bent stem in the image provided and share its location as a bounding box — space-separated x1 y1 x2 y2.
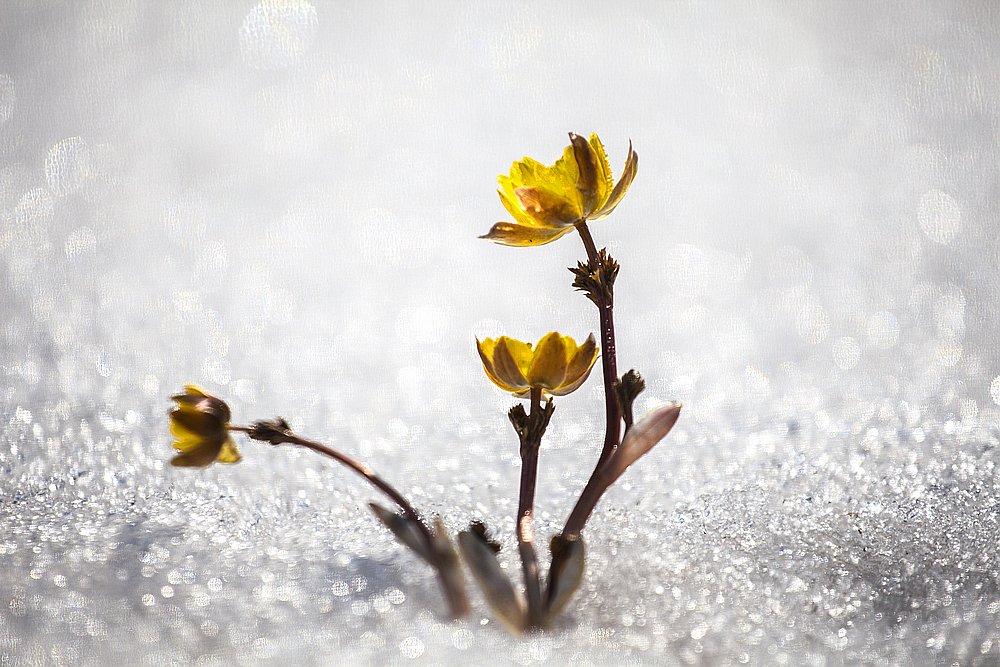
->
229 424 470 619
517 387 545 629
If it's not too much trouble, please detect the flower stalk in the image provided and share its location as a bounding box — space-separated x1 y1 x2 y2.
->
574 221 621 472
231 419 471 619
512 387 551 629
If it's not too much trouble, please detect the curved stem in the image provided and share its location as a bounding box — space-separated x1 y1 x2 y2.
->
231 425 470 619
517 387 545 629
231 426 434 548
561 473 608 538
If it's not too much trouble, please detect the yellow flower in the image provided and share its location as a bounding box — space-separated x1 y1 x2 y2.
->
481 132 638 247
168 385 241 467
476 332 599 397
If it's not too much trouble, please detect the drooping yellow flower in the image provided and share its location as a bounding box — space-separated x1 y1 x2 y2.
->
476 332 599 397
168 385 241 467
481 133 638 247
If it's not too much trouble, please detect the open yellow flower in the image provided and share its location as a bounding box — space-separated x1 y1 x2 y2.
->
481 132 638 247
168 385 241 467
476 332 599 397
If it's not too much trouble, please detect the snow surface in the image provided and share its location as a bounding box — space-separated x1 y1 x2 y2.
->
3 1 1000 664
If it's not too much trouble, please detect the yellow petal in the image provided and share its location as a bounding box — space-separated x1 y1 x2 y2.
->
171 385 232 423
170 440 224 467
492 338 530 389
477 337 498 364
216 438 242 464
170 418 214 453
477 338 523 393
507 156 549 187
501 337 534 377
504 146 583 214
541 145 583 204
590 141 637 221
527 332 568 390
497 157 549 221
588 133 613 211
170 408 220 436
514 186 582 227
552 334 599 396
569 133 600 216
497 187 541 228
515 145 580 190
171 385 207 402
480 222 576 247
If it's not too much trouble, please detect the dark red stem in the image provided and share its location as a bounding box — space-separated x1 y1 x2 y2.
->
562 222 622 536
518 387 545 628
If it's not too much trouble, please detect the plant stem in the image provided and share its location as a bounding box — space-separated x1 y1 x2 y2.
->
232 426 433 546
230 425 469 618
562 221 622 538
560 472 608 538
517 387 545 629
575 222 621 469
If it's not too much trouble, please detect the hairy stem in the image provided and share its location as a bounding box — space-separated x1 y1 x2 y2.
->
517 387 545 629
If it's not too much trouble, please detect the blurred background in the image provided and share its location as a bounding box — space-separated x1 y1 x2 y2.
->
2 1 1000 664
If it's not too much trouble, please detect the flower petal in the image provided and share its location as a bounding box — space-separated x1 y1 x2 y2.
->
501 337 533 376
170 418 211 453
477 337 498 369
480 222 576 247
516 145 582 199
588 133 614 210
170 408 221 436
477 338 524 394
497 187 540 228
590 141 638 221
216 438 242 464
498 156 557 224
527 332 568 390
492 338 530 389
551 333 598 396
172 385 208 403
514 186 582 227
172 385 231 423
170 439 224 467
569 133 600 216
